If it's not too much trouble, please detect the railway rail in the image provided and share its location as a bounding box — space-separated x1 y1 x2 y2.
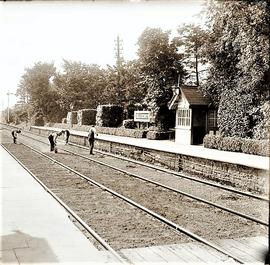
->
3 123 268 201
1 142 128 264
0 138 246 264
1 128 268 263
2 125 268 225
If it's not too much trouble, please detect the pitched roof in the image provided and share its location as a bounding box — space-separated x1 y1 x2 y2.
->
181 85 211 106
168 85 211 110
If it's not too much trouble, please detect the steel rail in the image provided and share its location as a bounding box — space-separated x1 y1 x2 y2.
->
0 143 129 265
60 148 269 226
2 124 268 201
72 143 268 202
18 142 246 264
3 128 268 225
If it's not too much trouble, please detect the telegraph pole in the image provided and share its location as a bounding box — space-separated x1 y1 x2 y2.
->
114 35 124 105
6 91 16 123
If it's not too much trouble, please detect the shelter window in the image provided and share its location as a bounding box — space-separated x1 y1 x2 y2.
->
177 109 191 127
208 110 218 128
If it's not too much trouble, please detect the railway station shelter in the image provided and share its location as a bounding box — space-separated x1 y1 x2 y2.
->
168 85 218 145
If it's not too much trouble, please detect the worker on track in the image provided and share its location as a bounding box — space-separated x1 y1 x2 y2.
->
48 131 63 153
64 129 70 145
88 125 98 155
11 130 21 144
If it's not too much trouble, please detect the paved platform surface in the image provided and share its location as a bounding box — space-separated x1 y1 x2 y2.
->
0 146 120 264
121 236 268 264
33 126 269 170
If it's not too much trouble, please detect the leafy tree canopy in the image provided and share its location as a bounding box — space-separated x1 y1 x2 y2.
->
54 60 106 111
202 0 269 138
17 62 65 122
137 27 186 129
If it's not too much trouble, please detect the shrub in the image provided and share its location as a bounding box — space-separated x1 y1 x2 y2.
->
218 136 243 152
96 105 123 127
67 111 78 125
32 113 44 126
146 131 170 140
122 119 136 129
204 134 269 156
126 103 144 119
203 134 222 149
96 126 147 138
77 109 96 126
242 139 269 156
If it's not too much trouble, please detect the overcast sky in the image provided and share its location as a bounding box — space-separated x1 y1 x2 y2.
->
0 0 205 110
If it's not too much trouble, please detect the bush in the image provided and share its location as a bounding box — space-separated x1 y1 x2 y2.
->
146 131 170 140
122 119 136 129
203 134 222 149
126 103 144 119
96 105 124 127
67 111 78 125
96 126 147 138
242 139 269 156
77 109 96 126
218 136 243 152
31 113 44 126
203 134 269 156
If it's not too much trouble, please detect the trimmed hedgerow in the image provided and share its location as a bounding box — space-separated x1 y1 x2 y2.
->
77 109 96 126
96 126 147 138
218 136 243 152
67 111 78 125
241 139 269 157
203 134 222 149
96 105 124 127
146 131 171 140
122 119 136 129
203 134 269 156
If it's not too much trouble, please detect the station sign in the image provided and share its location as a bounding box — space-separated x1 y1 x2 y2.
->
134 111 151 122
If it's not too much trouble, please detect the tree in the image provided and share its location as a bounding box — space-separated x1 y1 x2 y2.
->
202 0 269 138
17 62 65 122
54 60 106 112
175 24 207 86
137 27 186 129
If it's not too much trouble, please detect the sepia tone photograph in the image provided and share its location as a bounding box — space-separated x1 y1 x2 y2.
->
0 0 269 264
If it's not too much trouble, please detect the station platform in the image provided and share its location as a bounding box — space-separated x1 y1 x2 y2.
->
0 146 120 264
33 126 269 171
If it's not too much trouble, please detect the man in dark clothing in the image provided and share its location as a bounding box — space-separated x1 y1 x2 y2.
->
48 131 62 153
88 126 98 155
64 130 70 145
11 130 21 144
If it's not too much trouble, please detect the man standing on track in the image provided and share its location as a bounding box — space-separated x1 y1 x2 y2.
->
64 129 70 145
48 131 62 153
11 130 21 144
88 125 98 155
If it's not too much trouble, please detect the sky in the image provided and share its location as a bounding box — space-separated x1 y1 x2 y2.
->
0 0 205 111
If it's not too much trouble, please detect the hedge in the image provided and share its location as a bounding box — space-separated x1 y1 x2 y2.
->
203 134 269 156
96 105 123 127
122 119 136 129
77 109 96 126
146 131 171 140
96 126 147 138
67 111 78 125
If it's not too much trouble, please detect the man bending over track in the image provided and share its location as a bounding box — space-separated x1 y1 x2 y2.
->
11 130 21 144
48 131 63 153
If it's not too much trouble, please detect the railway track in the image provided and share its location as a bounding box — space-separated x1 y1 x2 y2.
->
0 139 245 264
1 128 268 263
2 126 268 225
3 124 268 200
